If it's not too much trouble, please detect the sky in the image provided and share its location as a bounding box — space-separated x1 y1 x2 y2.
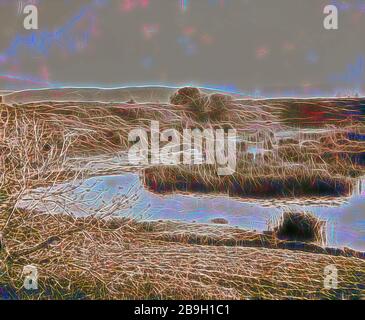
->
0 0 364 97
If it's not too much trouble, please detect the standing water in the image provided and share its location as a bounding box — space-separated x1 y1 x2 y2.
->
20 172 365 252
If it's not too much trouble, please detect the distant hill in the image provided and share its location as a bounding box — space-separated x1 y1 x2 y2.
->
0 90 12 95
2 86 244 104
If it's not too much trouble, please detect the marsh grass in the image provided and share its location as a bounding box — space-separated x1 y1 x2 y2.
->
143 162 355 198
143 92 365 199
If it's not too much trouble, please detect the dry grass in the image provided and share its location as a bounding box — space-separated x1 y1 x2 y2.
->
1 91 280 158
1 214 364 300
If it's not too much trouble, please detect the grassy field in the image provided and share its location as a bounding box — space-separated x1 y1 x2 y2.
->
1 211 364 300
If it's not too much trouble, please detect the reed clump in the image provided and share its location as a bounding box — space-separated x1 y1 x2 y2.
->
170 87 202 107
272 211 327 245
169 87 258 122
